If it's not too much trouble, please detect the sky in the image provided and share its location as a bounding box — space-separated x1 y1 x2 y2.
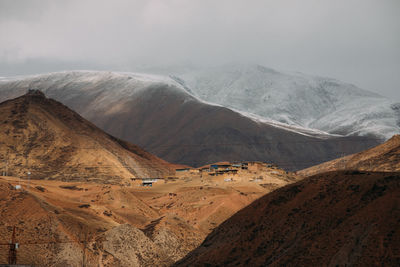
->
0 0 399 99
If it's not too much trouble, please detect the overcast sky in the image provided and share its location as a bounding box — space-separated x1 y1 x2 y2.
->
0 0 399 99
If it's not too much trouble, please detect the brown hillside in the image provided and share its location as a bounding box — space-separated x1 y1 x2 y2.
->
0 165 294 266
0 90 173 183
299 134 400 177
0 177 176 266
175 171 400 266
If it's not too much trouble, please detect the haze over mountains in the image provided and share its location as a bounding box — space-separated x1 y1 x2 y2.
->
0 69 381 169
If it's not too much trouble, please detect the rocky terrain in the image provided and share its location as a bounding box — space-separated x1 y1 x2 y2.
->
175 171 400 266
0 71 380 170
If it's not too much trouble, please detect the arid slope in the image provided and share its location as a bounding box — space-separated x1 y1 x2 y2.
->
0 90 173 183
299 134 400 177
0 167 294 266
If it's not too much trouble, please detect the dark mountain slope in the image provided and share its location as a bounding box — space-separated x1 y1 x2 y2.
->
92 84 379 170
176 171 400 266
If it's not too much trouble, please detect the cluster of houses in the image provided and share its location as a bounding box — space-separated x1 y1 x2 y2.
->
175 161 277 177
131 161 280 187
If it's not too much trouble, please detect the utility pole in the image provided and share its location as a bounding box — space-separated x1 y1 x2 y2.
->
81 226 89 267
340 152 346 170
27 171 31 188
2 159 8 176
82 238 86 267
8 226 18 265
26 157 30 188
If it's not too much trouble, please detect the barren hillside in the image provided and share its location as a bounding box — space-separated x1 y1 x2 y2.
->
0 90 173 183
299 134 400 177
0 165 295 266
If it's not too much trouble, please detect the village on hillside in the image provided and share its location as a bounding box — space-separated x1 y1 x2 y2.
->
132 161 297 188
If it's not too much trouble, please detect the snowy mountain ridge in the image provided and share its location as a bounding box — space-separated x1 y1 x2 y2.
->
0 70 336 138
171 63 399 139
0 67 398 140
0 70 382 169
0 71 195 114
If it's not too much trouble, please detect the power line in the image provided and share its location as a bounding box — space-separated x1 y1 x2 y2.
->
0 239 90 246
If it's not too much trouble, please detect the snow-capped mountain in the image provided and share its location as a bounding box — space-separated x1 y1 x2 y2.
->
0 71 189 116
0 71 379 169
171 63 400 140
0 70 338 139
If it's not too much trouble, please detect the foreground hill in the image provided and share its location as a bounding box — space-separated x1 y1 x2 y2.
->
176 171 400 266
0 90 172 183
0 71 380 170
172 63 400 139
299 134 400 177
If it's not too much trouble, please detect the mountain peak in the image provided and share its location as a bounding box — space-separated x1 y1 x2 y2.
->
388 134 400 144
0 93 173 182
26 89 45 97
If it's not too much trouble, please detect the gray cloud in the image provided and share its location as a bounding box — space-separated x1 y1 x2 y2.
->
0 0 399 99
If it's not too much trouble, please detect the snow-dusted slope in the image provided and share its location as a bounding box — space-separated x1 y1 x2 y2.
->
0 71 193 117
0 71 380 169
174 64 400 139
0 70 335 138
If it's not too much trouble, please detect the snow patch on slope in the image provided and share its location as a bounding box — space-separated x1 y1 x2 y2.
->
0 70 340 138
234 109 339 138
173 63 399 139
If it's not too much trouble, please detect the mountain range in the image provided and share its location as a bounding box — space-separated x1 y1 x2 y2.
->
169 63 400 139
0 70 380 170
0 68 398 266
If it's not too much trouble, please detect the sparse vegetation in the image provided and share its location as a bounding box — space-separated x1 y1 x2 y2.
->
35 186 46 192
59 185 83 191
